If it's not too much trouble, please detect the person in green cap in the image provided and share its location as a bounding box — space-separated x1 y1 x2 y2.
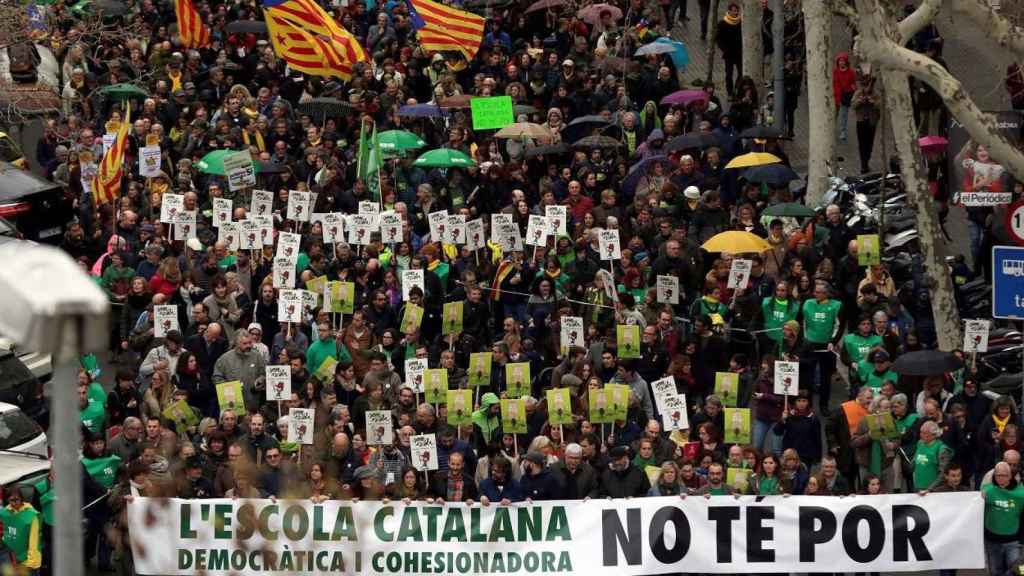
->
0 488 41 572
471 393 501 451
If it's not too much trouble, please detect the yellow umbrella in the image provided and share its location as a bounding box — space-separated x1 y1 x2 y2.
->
724 152 782 169
495 122 554 140
701 231 772 253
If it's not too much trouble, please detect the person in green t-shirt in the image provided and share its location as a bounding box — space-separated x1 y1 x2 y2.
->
698 463 735 496
79 381 107 436
983 462 1024 575
856 349 899 393
801 281 842 416
0 490 41 571
912 421 952 491
306 322 352 378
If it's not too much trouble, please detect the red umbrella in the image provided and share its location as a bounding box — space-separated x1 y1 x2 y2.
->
660 89 709 106
577 3 622 25
918 135 948 153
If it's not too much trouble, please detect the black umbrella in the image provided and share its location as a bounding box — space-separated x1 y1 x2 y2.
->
572 135 622 149
257 160 288 174
665 132 719 152
892 350 964 376
742 164 800 186
524 143 570 158
297 97 356 124
739 125 788 140
226 20 268 34
561 115 612 143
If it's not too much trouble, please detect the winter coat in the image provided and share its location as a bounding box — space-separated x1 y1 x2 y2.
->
599 464 651 498
832 53 857 108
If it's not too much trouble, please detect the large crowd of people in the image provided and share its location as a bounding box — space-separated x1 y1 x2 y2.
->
5 0 1023 575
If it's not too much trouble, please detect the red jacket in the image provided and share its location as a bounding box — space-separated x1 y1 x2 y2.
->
832 53 857 108
148 273 179 298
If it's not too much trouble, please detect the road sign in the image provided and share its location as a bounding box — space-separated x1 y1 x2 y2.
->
1005 200 1024 246
993 245 1024 318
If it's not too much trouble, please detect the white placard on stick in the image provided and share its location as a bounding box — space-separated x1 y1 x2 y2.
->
276 231 301 261
963 319 991 353
218 222 239 251
286 190 311 222
380 211 403 244
526 215 549 247
139 146 161 178
728 259 753 290
410 433 438 471
212 198 233 228
465 219 486 250
774 360 800 396
657 275 680 305
277 289 303 323
405 358 428 393
288 408 315 445
366 410 394 446
546 205 568 237
322 212 345 244
661 393 689 431
250 190 274 218
160 193 184 224
448 213 467 244
402 269 425 301
560 316 584 353
598 229 621 260
238 219 259 249
265 365 292 402
153 305 179 338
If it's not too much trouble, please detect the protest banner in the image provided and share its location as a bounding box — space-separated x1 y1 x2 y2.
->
660 394 688 431
162 400 199 432
715 372 739 407
174 210 197 241
727 467 753 493
224 150 256 191
505 362 530 398
546 388 573 426
401 303 424 334
380 211 403 244
251 190 274 218
774 361 799 396
405 358 428 393
501 398 528 434
305 275 328 298
963 319 991 352
428 210 449 242
442 302 463 336
256 215 274 246
217 222 239 251
273 257 295 289
410 434 438 472
588 388 613 424
470 95 514 130
656 275 679 305
160 193 184 224
866 412 900 440
327 281 356 315
650 377 677 413
727 259 752 290
598 229 621 261
212 198 232 228
237 219 259 250
607 384 630 422
277 289 303 323
315 357 338 385
348 214 377 246
216 381 246 416
265 365 291 402
366 410 393 446
128 492 984 575
402 269 425 301
468 352 492 388
857 234 881 266
277 231 301 260
447 389 473 427
560 316 584 355
287 190 312 222
724 407 751 444
616 324 640 359
448 213 467 244
546 205 568 237
153 304 178 338
289 408 315 445
139 146 162 177
526 215 549 248
423 368 448 405
465 219 486 250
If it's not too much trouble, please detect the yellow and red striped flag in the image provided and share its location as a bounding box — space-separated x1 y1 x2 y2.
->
263 0 367 80
406 0 485 61
92 104 130 207
174 0 211 48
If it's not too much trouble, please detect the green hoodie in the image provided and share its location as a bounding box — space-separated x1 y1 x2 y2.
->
0 503 41 568
471 393 501 445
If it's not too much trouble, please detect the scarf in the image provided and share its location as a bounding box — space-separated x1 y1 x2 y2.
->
995 413 1011 434
242 129 265 152
168 70 182 92
724 13 740 25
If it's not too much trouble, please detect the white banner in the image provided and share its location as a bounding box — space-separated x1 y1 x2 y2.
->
128 493 984 575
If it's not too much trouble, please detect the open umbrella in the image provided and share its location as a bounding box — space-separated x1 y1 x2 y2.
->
524 143 570 158
701 231 772 253
525 0 566 12
577 2 621 25
378 130 427 153
256 160 287 174
72 0 128 16
98 83 148 100
495 122 554 140
724 152 782 169
739 125 787 140
622 155 673 195
515 104 539 117
742 164 800 186
414 148 477 168
918 135 948 154
561 114 612 143
665 132 719 152
660 89 709 106
572 135 621 149
297 98 355 124
197 150 260 176
226 20 268 34
652 37 690 69
892 350 963 376
438 95 474 109
398 104 447 118
635 41 677 57
761 202 816 218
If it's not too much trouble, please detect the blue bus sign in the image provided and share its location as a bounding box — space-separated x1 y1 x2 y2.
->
993 246 1024 318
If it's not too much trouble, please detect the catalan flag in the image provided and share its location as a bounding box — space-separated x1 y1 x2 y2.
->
263 0 367 80
174 0 211 48
92 104 130 207
406 0 485 61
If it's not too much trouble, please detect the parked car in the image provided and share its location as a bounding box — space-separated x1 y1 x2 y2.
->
0 402 50 492
0 348 48 427
0 163 73 242
0 336 52 384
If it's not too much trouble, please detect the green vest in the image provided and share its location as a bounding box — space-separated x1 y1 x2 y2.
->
82 454 122 489
912 440 948 490
843 333 882 366
802 299 842 344
0 505 39 563
983 482 1024 536
856 361 898 390
761 297 799 342
79 400 106 436
87 381 107 408
33 479 54 526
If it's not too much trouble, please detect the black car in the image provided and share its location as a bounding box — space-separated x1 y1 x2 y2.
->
0 349 47 428
0 163 73 242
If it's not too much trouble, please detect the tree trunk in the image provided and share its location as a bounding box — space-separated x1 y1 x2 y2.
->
741 0 764 88
803 0 835 205
706 0 721 86
880 69 963 350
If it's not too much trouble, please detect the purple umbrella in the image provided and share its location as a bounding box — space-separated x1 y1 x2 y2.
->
660 90 709 106
397 104 449 118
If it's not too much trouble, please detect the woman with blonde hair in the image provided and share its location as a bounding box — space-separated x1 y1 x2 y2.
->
142 369 175 421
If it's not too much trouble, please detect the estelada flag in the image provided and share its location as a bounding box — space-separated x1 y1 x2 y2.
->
405 0 485 61
263 0 367 80
175 0 211 48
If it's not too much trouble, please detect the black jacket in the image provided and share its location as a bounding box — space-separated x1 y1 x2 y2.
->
519 468 563 501
599 464 651 498
430 471 480 501
550 461 600 500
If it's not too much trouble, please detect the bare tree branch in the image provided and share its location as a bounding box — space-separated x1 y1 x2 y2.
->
897 0 941 45
948 0 1024 60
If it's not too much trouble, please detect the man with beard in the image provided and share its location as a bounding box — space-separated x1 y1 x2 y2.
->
599 445 650 498
362 352 402 404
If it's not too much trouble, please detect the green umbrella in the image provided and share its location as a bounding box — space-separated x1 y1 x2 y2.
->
98 83 148 100
196 150 261 176
413 148 476 169
378 130 426 153
762 202 816 218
